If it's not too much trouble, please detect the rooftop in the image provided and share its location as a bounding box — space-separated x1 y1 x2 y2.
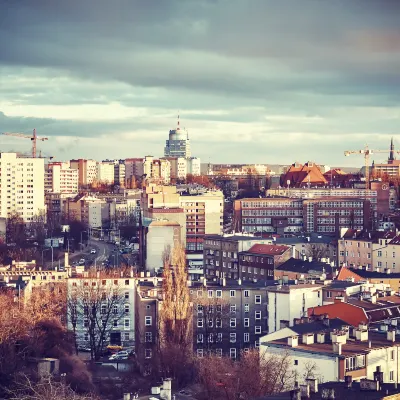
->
242 244 290 256
350 267 400 279
276 257 333 275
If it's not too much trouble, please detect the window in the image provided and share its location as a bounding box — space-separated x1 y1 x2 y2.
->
124 318 130 329
255 326 261 334
124 304 130 313
230 348 237 359
230 333 236 343
230 290 236 298
125 291 129 299
197 349 204 358
244 304 249 313
197 290 203 297
101 305 107 315
124 332 130 341
255 311 261 320
244 318 249 327
208 290 213 298
197 304 204 314
84 319 88 328
208 333 214 343
230 318 236 328
217 333 223 342
113 319 118 327
390 371 394 381
244 290 249 298
197 334 204 343
230 305 236 313
208 319 213 328
294 360 298 366
216 318 222 328
145 349 152 359
216 348 222 357
244 332 249 343
113 305 118 314
255 340 259 348
326 291 332 298
145 316 152 326
84 333 89 341
197 319 204 328
125 279 129 286
216 290 222 298
345 357 356 371
255 295 261 304
145 332 152 343
391 350 395 361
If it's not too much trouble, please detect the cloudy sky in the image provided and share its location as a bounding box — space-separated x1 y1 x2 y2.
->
0 0 399 166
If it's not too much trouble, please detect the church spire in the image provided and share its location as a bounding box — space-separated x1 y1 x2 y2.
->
177 112 180 130
389 137 395 162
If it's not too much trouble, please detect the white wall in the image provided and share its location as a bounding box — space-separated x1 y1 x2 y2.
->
367 346 399 383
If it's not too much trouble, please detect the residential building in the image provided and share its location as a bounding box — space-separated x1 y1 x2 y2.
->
124 158 144 186
372 138 400 177
280 161 328 187
70 159 97 186
164 157 187 180
192 279 268 359
0 152 45 221
114 160 125 187
45 162 79 194
261 322 400 384
239 244 292 282
143 156 171 184
234 197 372 236
67 276 135 348
164 117 191 158
203 234 274 280
97 161 115 185
274 257 335 281
266 283 323 333
187 157 201 176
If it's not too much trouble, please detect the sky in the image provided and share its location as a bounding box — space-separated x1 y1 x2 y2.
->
0 0 400 167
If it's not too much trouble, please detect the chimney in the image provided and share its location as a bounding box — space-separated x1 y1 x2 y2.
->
381 323 388 332
317 332 325 344
323 315 330 327
290 389 301 400
140 271 145 278
309 256 313 262
333 342 342 355
371 295 377 304
334 297 344 303
345 375 353 388
387 329 396 342
356 327 369 342
332 331 347 345
146 271 150 277
288 336 299 347
300 384 310 398
306 378 318 393
302 333 315 345
238 278 242 286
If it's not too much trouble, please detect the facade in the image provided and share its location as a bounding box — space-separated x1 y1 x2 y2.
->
164 118 191 159
180 191 224 252
45 162 79 194
87 200 109 229
187 157 201 176
114 160 126 187
67 277 136 348
0 153 45 221
70 159 97 186
124 158 144 186
372 139 400 177
203 234 274 280
165 157 187 180
192 280 268 359
234 197 372 236
266 284 323 333
280 161 328 187
97 161 115 185
143 156 171 184
238 244 292 282
274 257 335 281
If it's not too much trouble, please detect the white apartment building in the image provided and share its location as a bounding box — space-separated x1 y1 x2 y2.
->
45 162 78 194
0 153 45 221
143 156 171 184
67 277 136 348
266 284 323 334
86 198 109 229
166 157 187 180
97 161 115 185
187 157 201 176
70 159 97 186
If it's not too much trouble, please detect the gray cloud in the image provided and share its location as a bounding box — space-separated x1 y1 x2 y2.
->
0 0 399 164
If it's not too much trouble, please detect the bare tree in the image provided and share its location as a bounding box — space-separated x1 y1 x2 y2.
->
304 244 330 261
67 277 126 360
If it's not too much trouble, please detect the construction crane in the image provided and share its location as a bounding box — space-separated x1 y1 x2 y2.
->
344 144 400 190
2 129 48 158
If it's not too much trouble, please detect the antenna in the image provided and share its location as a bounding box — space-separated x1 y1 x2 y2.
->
177 112 180 130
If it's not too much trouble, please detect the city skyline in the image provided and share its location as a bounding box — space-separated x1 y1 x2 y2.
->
0 0 399 165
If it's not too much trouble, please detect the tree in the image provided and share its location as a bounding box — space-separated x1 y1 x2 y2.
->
67 276 126 360
304 244 330 261
6 213 27 245
157 245 194 384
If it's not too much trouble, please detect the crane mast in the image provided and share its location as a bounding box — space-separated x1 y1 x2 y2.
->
1 129 48 158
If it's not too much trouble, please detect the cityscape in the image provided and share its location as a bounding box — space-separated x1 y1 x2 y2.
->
1 1 400 400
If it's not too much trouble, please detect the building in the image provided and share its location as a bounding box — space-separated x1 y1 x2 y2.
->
143 156 171 184
164 117 191 159
164 157 187 180
97 161 115 185
280 161 328 188
67 276 135 348
234 197 372 236
0 152 45 221
261 322 400 384
192 279 268 358
238 244 292 282
274 257 335 281
70 159 97 186
124 158 144 186
114 160 126 187
372 139 400 177
265 283 323 334
180 190 224 253
187 157 201 176
203 234 274 280
45 162 79 194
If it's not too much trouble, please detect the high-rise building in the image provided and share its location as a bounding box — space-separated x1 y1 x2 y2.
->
164 116 191 158
0 153 45 221
114 160 126 187
45 162 79 194
97 161 115 184
70 159 97 186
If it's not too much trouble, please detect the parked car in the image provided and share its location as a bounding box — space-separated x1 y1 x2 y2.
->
78 259 85 265
109 353 128 361
90 249 96 254
77 345 91 352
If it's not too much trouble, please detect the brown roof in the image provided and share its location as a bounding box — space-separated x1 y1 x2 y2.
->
281 162 328 187
245 244 290 256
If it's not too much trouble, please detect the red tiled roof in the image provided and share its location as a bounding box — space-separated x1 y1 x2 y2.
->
246 244 290 256
308 303 368 327
336 267 364 282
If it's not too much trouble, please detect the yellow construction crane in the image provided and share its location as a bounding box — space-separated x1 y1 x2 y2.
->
2 129 48 158
344 144 399 190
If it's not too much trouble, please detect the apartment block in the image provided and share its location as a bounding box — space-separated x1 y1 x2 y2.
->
0 153 45 221
70 159 97 186
192 279 268 359
203 234 274 280
143 156 171 184
114 160 126 187
97 161 115 185
45 162 78 194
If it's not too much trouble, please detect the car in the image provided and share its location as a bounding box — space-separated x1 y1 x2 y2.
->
77 345 92 352
90 249 96 254
108 354 128 361
78 259 85 265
